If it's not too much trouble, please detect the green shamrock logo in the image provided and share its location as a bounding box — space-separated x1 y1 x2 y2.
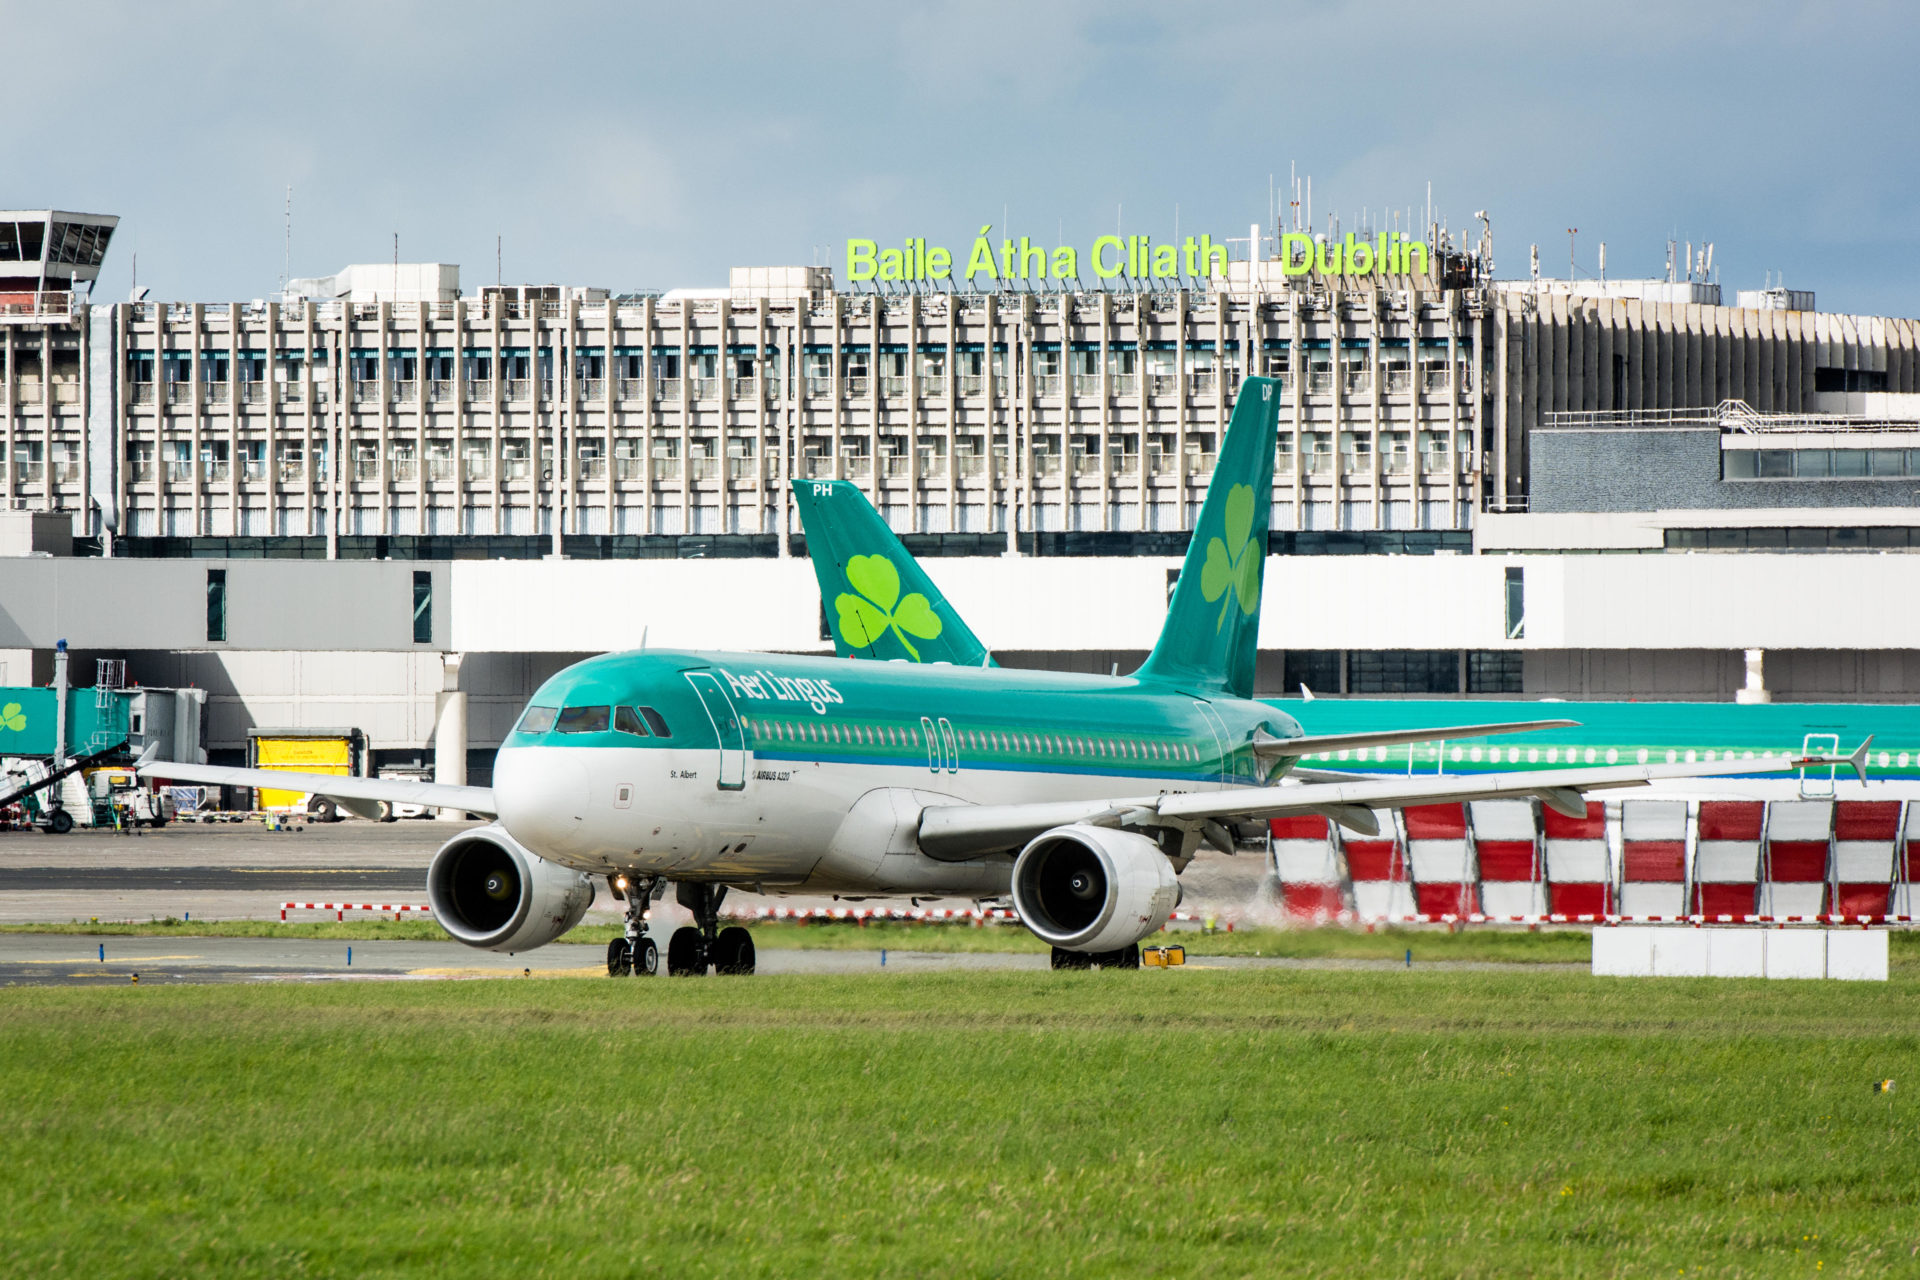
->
1198 484 1262 631
835 555 943 661
0 702 24 733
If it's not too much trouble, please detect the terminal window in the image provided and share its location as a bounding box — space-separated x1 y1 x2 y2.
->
206 569 226 643
1348 650 1459 696
412 571 432 644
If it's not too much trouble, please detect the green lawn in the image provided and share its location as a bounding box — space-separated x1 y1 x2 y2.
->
3 970 1917 1277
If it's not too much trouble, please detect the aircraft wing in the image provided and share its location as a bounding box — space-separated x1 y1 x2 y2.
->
138 761 497 819
1252 718 1577 760
917 745 1865 859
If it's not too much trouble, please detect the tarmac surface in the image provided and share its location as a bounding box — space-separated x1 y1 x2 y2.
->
0 816 1282 926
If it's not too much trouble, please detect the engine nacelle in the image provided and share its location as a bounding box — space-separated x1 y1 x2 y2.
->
1010 824 1180 954
426 823 595 952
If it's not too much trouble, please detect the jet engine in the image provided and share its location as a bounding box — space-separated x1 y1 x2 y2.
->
1009 824 1180 954
426 823 595 952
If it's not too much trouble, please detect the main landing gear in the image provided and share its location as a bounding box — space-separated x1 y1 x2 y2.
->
1050 944 1142 971
606 875 661 977
667 882 755 976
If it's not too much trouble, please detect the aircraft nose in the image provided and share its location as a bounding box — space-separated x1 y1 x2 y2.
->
493 746 591 855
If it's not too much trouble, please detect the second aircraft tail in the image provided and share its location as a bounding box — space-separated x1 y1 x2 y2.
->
1131 377 1281 699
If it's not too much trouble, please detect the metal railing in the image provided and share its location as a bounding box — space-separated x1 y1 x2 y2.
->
615 458 646 481
1108 374 1137 396
1188 371 1217 395
689 456 720 480
425 458 456 481
844 456 872 479
844 377 870 397
128 460 155 481
917 376 945 399
464 457 492 481
579 457 607 480
730 377 757 400
502 456 532 479
466 379 493 402
799 455 834 479
389 459 418 481
880 376 909 398
503 380 532 403
617 378 644 402
351 382 380 404
575 378 605 402
130 383 156 405
654 377 681 401
689 378 719 402
427 380 456 403
1033 374 1062 397
203 382 230 405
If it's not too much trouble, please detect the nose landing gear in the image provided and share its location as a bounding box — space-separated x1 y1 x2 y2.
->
667 883 756 976
606 875 662 977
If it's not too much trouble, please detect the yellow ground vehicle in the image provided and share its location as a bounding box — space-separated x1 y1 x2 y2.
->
247 728 369 822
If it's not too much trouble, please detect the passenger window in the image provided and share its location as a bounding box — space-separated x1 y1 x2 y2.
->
640 706 672 737
517 705 558 735
615 706 649 737
556 705 611 734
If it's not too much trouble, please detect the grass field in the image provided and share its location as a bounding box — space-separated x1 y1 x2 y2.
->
3 969 1918 1278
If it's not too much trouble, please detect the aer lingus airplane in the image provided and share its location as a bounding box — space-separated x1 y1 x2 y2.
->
139 378 1864 975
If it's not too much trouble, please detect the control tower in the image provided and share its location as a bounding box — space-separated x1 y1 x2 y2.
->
0 210 119 322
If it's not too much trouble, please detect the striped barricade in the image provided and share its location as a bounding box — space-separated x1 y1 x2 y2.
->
1542 799 1612 917
1832 801 1901 920
1763 799 1832 918
1620 799 1688 917
1404 803 1477 917
1693 800 1763 918
1342 814 1415 922
1470 799 1544 918
282 902 433 921
1268 815 1348 923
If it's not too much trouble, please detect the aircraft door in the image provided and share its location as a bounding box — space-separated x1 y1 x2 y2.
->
1192 701 1232 784
684 671 748 791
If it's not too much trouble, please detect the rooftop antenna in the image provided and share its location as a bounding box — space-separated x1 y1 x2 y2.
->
1599 241 1607 282
1566 227 1577 281
282 185 292 296
496 234 502 287
393 231 399 298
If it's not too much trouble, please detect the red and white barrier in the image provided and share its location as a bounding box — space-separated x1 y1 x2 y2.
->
1620 799 1688 917
1763 799 1831 918
1901 805 1920 918
1341 817 1414 922
1543 800 1612 917
1268 815 1348 923
1470 799 1544 917
281 902 433 921
1832 800 1901 919
1694 800 1763 918
1405 803 1476 917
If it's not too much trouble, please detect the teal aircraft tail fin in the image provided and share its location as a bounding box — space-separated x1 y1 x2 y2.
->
791 479 994 666
1131 377 1281 698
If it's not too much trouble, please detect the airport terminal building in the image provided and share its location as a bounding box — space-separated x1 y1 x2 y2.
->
6 206 1920 772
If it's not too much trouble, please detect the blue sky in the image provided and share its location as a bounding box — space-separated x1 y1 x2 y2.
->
10 0 1918 315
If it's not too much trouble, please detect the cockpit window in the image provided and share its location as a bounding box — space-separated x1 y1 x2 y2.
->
556 705 611 734
516 705 558 735
639 706 671 737
614 706 649 737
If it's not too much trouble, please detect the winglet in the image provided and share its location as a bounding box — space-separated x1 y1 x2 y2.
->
136 739 160 767
1850 735 1874 784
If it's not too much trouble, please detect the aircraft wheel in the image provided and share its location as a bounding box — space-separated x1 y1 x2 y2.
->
46 809 73 836
1050 946 1093 971
307 796 339 823
634 936 659 976
1110 944 1142 970
713 926 756 975
666 926 707 976
606 936 632 977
